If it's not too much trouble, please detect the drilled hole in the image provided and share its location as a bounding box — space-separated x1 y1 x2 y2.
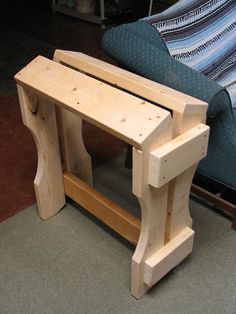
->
73 87 77 92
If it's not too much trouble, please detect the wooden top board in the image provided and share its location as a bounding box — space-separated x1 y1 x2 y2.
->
54 50 207 116
15 56 171 149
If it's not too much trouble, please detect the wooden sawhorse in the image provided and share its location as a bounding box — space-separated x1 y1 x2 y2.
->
15 51 209 299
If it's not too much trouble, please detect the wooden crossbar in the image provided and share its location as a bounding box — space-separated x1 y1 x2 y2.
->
63 171 141 245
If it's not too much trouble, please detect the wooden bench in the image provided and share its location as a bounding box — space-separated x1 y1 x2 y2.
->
15 51 209 299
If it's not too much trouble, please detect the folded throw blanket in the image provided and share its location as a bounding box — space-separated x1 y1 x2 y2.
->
144 0 236 108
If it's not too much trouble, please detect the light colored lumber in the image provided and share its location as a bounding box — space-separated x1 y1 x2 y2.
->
53 50 206 243
165 116 207 241
15 53 208 299
56 108 93 185
15 56 170 150
53 56 93 185
144 227 194 287
63 171 141 245
131 118 173 299
148 124 209 188
54 50 208 116
17 85 65 220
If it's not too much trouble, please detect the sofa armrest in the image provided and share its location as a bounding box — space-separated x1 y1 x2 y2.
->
102 21 231 118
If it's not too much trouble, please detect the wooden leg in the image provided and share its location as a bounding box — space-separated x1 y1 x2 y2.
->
56 108 93 185
165 166 196 242
17 85 65 220
132 148 170 298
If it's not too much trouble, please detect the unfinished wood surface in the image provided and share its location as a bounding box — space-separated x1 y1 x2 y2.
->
17 85 65 220
15 54 208 299
148 124 209 188
53 56 93 185
131 117 173 299
15 56 169 150
56 109 93 185
54 50 207 116
63 171 141 245
165 116 207 241
53 50 208 241
144 227 194 287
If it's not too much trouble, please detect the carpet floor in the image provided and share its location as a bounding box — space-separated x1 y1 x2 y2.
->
0 94 37 222
0 154 235 313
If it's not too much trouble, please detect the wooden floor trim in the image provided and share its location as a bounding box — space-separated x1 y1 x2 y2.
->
191 183 236 215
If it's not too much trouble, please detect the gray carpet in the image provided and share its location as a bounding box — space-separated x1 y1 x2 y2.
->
0 156 236 314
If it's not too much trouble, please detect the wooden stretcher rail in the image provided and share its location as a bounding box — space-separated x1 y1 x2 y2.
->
63 171 141 245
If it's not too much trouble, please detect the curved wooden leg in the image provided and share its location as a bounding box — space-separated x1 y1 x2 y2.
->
131 148 169 298
56 108 93 185
165 165 196 242
17 85 65 220
131 125 199 298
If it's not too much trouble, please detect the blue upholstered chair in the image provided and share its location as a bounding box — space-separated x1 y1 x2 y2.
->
102 0 236 228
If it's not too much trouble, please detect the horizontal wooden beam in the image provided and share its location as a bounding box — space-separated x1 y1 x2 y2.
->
148 124 209 188
144 227 194 287
15 55 170 150
63 171 141 245
54 50 208 115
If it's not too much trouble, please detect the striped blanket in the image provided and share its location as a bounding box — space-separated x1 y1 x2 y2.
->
144 0 236 108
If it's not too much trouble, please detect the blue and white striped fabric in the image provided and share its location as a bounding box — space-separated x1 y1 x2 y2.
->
144 0 236 108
